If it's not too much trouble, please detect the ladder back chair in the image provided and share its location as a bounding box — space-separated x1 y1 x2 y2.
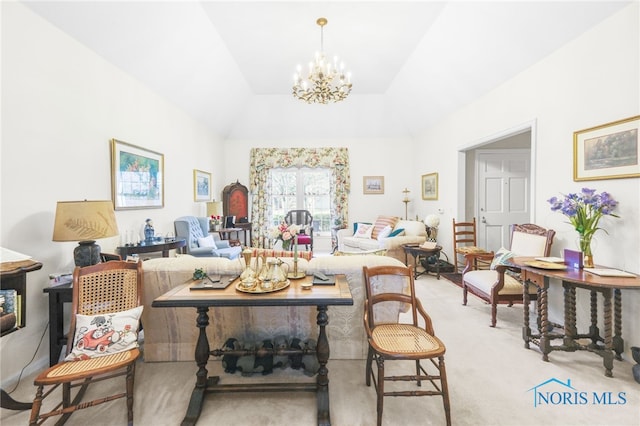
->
462 223 555 327
452 217 488 273
363 265 451 426
284 209 314 251
29 261 143 425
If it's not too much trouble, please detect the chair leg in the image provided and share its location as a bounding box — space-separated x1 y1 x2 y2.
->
28 386 44 426
415 360 422 386
126 363 136 425
462 285 468 306
375 356 385 426
490 302 497 327
439 356 452 426
366 346 374 387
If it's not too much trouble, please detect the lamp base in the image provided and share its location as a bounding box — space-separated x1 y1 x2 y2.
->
74 240 101 267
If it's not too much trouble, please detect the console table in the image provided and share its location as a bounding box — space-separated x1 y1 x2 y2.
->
42 283 72 366
117 238 186 258
1 258 42 410
512 257 640 377
152 275 353 426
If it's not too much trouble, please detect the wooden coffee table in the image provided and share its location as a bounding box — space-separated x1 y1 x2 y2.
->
402 244 443 279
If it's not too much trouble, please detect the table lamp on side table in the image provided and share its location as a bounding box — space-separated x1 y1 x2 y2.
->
52 200 119 267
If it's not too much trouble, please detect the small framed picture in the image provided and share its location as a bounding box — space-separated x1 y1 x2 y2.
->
194 169 212 201
421 173 438 200
573 115 639 181
363 176 384 194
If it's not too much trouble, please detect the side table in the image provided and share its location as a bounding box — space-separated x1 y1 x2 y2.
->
117 238 186 259
42 283 73 366
402 244 443 280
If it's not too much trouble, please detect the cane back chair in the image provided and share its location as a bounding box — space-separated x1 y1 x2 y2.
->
363 265 451 426
29 261 143 425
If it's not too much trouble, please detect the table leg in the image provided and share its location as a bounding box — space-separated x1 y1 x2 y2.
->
316 305 331 426
539 280 550 362
588 290 600 348
49 293 64 366
602 289 614 377
162 250 170 257
563 283 578 350
613 289 623 360
182 307 212 426
522 280 531 349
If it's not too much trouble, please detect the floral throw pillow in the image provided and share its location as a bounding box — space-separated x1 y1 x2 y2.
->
65 305 143 361
353 223 374 239
490 247 515 270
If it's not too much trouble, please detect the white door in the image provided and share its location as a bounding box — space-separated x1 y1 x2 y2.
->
476 149 531 250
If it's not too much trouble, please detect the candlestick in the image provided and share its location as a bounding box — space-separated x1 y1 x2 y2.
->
294 234 298 261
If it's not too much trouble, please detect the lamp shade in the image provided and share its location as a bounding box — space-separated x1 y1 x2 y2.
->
52 200 119 242
206 201 223 217
52 200 119 267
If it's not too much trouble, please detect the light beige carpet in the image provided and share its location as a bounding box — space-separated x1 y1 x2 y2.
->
2 274 638 425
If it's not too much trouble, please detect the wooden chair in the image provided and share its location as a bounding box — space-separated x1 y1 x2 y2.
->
29 261 143 425
284 209 314 251
462 223 555 327
363 265 451 426
452 217 487 273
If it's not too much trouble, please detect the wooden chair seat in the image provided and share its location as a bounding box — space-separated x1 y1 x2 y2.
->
371 324 445 357
34 349 140 384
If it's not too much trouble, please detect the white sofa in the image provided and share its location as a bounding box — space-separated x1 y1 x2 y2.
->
141 253 406 362
336 218 427 265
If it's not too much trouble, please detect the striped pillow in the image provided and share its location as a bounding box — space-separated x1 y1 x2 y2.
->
371 215 400 240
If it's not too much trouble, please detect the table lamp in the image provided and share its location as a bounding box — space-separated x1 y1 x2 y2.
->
52 200 119 267
206 200 223 218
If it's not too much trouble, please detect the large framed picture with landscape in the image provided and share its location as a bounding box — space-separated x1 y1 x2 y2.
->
111 139 164 210
573 115 640 181
194 169 212 201
422 172 438 200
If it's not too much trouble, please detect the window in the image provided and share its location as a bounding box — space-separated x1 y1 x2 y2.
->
268 167 331 234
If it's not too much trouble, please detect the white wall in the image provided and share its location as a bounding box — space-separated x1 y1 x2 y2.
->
1 3 224 379
412 3 639 356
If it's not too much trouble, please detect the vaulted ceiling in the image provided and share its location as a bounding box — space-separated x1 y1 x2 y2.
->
21 1 631 139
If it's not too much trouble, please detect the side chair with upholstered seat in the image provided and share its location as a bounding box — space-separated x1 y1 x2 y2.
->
284 209 314 251
363 265 451 426
29 260 143 425
462 223 555 327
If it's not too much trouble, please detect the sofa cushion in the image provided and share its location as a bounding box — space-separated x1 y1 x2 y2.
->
388 228 405 237
197 235 218 249
395 219 427 237
371 215 399 240
353 222 374 239
377 225 393 240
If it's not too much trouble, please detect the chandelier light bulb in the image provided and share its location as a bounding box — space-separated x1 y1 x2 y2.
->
292 17 352 104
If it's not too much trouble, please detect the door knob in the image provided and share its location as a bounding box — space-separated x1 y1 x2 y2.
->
481 216 486 223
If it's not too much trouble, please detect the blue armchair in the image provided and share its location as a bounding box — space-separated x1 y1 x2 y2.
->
174 216 242 259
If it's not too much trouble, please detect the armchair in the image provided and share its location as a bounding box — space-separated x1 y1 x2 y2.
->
174 216 242 259
462 223 555 327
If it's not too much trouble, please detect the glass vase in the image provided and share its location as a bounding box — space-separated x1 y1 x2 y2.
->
578 234 595 268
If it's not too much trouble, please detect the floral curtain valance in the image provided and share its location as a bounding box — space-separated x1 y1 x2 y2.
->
249 147 350 247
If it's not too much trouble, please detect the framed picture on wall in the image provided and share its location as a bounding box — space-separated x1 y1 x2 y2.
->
421 172 438 200
193 169 212 201
363 176 384 194
573 115 640 181
111 139 164 210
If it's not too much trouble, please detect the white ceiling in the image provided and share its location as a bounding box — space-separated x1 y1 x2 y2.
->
21 1 631 138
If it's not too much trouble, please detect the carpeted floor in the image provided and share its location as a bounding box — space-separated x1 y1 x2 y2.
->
441 272 462 287
2 274 638 425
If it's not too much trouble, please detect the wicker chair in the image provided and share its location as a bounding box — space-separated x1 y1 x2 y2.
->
363 265 451 426
29 261 142 425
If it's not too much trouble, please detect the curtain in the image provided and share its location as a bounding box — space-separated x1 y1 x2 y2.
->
249 148 350 247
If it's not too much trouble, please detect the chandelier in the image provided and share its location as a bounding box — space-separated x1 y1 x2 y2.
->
293 18 352 104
